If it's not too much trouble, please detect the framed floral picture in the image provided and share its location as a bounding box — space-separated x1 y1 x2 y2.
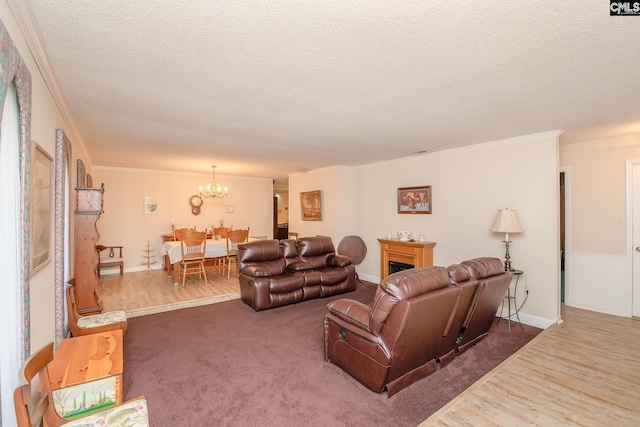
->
300 190 322 221
397 185 432 214
32 142 53 273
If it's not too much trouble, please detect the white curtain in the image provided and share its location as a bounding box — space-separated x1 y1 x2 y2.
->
0 81 22 427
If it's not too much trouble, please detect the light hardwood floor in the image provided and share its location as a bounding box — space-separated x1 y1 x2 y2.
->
96 263 241 317
421 305 640 427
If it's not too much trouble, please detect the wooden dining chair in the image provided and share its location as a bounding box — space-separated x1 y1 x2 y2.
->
210 226 230 273
224 228 249 279
173 226 195 241
179 229 208 286
288 232 299 240
14 342 149 427
212 226 229 238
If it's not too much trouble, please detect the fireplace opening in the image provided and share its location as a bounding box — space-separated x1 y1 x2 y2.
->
389 260 414 275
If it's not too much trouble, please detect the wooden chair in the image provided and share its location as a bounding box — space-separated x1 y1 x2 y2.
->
288 232 299 240
180 229 208 286
173 226 195 241
66 286 127 336
212 226 230 238
14 342 149 427
95 245 124 276
224 228 249 279
210 226 230 273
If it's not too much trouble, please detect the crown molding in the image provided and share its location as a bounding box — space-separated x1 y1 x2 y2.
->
7 0 86 156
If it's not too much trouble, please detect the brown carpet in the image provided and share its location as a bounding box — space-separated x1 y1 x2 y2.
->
123 280 541 426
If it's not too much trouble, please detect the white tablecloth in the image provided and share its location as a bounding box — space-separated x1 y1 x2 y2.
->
160 238 257 265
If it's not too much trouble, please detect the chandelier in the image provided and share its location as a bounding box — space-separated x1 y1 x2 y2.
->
199 165 229 199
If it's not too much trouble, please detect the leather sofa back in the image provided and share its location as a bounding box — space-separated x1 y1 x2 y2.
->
237 239 286 275
457 257 513 353
297 236 336 269
370 266 450 335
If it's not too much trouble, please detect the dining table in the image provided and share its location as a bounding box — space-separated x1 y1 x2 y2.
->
160 237 258 286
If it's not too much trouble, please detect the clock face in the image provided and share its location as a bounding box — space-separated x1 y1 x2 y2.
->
189 195 203 215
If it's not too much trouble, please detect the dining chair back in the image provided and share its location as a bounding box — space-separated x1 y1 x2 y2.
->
14 342 149 427
212 226 230 238
225 228 250 279
179 229 208 286
173 226 195 241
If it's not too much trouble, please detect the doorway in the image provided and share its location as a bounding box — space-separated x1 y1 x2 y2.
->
629 162 640 317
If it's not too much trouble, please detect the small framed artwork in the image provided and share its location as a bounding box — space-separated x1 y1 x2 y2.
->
144 196 159 214
300 190 322 221
397 185 432 214
32 142 53 273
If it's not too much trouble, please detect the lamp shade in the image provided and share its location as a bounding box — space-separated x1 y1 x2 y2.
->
489 208 524 233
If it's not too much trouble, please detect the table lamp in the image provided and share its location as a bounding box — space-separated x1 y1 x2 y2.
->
489 208 524 271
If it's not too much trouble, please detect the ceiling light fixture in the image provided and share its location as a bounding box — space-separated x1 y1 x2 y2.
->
199 165 228 199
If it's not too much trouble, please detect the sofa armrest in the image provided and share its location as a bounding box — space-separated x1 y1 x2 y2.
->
328 254 352 267
326 299 371 332
287 261 315 271
240 265 274 277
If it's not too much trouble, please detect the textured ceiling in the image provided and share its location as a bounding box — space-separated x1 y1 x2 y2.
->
18 1 640 188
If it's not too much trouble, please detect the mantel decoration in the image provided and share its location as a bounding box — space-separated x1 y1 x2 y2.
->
397 186 432 214
199 165 228 199
300 190 322 221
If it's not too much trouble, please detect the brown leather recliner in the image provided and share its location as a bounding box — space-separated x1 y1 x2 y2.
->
287 236 356 299
238 236 356 311
323 266 462 397
454 257 513 354
238 239 305 311
438 264 480 367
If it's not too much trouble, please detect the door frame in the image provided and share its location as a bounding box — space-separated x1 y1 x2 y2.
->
560 167 571 315
625 160 639 317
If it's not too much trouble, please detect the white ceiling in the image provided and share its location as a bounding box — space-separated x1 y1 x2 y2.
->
15 1 640 189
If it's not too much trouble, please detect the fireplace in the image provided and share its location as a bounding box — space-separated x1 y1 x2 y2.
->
389 260 414 275
378 238 436 280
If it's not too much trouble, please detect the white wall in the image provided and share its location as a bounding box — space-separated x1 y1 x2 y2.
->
290 132 561 327
91 167 273 272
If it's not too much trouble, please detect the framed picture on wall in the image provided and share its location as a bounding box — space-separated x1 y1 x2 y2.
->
32 142 53 273
397 185 432 214
144 196 159 214
300 190 322 221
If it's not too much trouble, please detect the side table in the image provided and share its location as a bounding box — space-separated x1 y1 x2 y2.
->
497 269 524 332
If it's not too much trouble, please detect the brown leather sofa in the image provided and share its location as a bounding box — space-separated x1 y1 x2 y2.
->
452 257 513 354
238 236 356 311
324 257 512 396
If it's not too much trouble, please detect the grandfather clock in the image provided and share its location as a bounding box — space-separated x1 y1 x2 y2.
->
72 185 104 314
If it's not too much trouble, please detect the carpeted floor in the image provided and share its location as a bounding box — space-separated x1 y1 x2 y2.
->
123 280 541 426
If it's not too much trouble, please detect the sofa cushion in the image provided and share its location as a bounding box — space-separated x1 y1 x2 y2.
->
268 272 305 294
77 310 127 329
238 240 286 275
297 236 335 269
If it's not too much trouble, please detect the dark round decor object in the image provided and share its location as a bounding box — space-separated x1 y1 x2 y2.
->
337 235 367 265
